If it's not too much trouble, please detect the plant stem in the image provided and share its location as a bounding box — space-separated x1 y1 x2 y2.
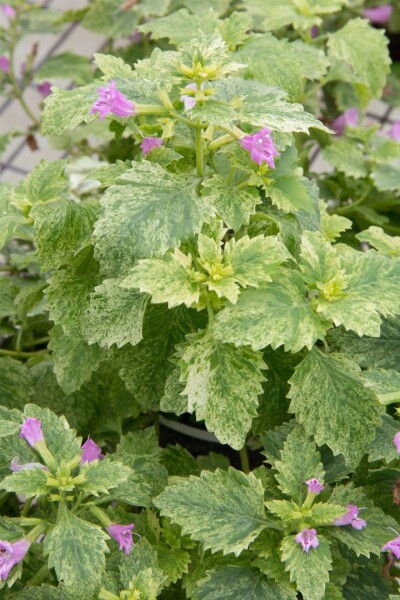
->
98 589 120 600
0 348 48 358
22 336 50 348
26 564 49 587
239 445 250 474
195 120 204 177
336 187 371 215
21 497 33 517
8 25 39 126
153 411 160 442
206 300 214 325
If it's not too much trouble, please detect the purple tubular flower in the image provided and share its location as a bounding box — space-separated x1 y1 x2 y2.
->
363 4 393 24
0 56 10 74
0 539 30 581
305 478 325 494
334 504 367 530
1 4 16 18
239 127 279 168
332 108 359 136
19 418 44 448
141 136 164 156
37 81 52 97
107 523 135 555
90 80 135 120
382 535 400 559
80 439 104 464
310 25 319 38
180 83 197 111
10 457 48 472
295 529 319 553
388 122 400 143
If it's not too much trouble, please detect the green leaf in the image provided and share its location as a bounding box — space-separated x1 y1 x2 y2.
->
157 544 191 586
320 201 352 242
24 404 81 463
327 18 390 105
369 414 400 463
183 0 231 15
41 83 99 136
362 368 400 406
35 52 93 85
216 78 330 134
0 357 33 410
329 484 400 557
196 566 297 600
328 317 400 371
356 227 400 257
139 8 219 44
0 184 24 249
19 160 68 205
371 164 400 193
218 11 253 50
122 252 200 309
201 175 261 231
0 419 20 437
323 141 368 179
281 534 332 600
46 246 100 338
44 504 108 591
154 468 268 556
274 426 324 502
0 468 48 497
93 162 213 270
317 250 400 337
20 9 63 33
0 276 18 320
118 538 165 597
82 0 139 37
288 350 383 466
85 277 149 348
177 328 266 449
265 175 316 214
78 458 131 496
31 198 98 271
116 304 197 410
93 53 133 78
48 326 104 394
215 270 327 353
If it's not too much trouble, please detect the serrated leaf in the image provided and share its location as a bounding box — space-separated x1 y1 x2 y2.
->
157 544 190 586
196 566 297 600
24 404 81 463
32 198 98 271
356 227 400 257
369 414 400 463
78 458 131 496
215 270 327 353
93 162 214 270
274 427 324 502
362 368 400 406
323 141 368 179
154 468 268 555
0 468 48 497
82 0 139 37
116 304 198 410
281 534 332 600
44 504 108 591
265 175 316 214
119 538 165 596
215 78 330 134
19 160 68 205
41 83 99 136
320 202 352 242
327 18 390 105
178 329 266 449
288 350 383 466
327 317 400 371
0 357 33 410
139 8 219 44
93 53 133 78
85 277 149 348
122 253 200 309
0 184 24 249
201 175 261 231
371 163 400 193
35 52 93 85
0 419 20 437
317 250 400 337
329 484 400 557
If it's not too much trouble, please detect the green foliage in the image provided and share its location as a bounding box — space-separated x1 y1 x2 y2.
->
281 535 332 600
288 350 383 466
155 468 268 555
35 52 93 85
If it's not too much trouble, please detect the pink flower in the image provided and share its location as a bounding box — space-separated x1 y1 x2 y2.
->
141 136 164 156
387 122 400 143
394 432 400 453
295 529 319 553
310 26 319 38
19 418 44 448
334 504 367 530
239 127 279 168
10 457 48 472
1 4 16 18
80 439 104 464
332 108 359 136
180 83 205 111
37 81 52 97
107 523 135 555
0 539 30 580
305 478 324 494
90 80 135 120
0 56 10 74
363 4 393 24
382 535 400 559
